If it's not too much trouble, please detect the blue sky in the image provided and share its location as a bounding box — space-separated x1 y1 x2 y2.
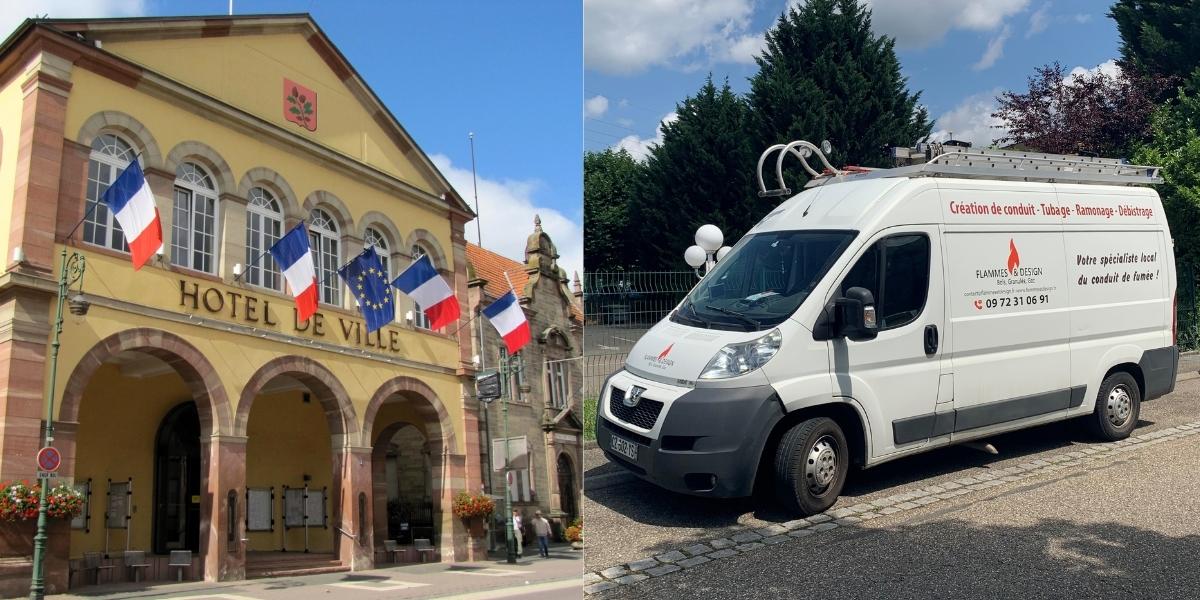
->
2 0 582 277
585 0 1121 160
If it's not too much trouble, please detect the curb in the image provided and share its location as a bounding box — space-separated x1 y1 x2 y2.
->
583 420 1200 595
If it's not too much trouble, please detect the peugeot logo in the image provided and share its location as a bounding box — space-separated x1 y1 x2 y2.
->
624 386 646 408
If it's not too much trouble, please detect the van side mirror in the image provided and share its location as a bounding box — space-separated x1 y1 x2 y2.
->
836 287 878 341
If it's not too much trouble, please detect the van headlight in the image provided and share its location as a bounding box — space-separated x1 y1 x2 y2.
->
699 329 782 379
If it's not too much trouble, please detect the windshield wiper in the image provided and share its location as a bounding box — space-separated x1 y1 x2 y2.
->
704 304 760 329
682 301 710 327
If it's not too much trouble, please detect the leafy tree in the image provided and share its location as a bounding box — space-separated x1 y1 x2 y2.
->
631 76 765 270
748 0 930 186
1110 0 1200 89
1132 77 1200 268
583 148 642 271
993 62 1158 157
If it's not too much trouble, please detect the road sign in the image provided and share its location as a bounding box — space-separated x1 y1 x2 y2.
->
36 471 58 479
36 447 61 473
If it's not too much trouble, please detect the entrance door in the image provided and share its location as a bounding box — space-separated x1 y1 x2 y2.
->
556 454 577 523
828 226 947 458
153 402 201 554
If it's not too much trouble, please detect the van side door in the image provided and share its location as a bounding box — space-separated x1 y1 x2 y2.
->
826 225 947 458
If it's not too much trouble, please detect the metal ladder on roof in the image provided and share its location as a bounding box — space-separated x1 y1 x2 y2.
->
756 140 1163 197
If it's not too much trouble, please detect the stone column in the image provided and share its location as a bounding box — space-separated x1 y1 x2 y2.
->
332 446 373 570
143 166 175 267
199 435 246 581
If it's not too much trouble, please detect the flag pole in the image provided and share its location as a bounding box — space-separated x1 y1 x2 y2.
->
62 152 145 243
469 132 482 246
234 221 306 283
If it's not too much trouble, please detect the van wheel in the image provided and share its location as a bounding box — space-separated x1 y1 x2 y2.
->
1087 372 1141 441
774 417 848 516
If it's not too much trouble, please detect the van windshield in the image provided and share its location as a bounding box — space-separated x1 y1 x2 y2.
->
673 230 856 331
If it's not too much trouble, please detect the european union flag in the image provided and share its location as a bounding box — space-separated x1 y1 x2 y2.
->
337 247 394 333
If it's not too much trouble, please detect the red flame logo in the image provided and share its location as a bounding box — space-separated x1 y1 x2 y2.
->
1007 239 1020 273
658 344 674 360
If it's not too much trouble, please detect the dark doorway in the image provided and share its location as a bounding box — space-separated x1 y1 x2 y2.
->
153 402 201 554
557 454 577 524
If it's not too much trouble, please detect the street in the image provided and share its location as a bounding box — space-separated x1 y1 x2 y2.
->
48 548 582 600
585 369 1200 598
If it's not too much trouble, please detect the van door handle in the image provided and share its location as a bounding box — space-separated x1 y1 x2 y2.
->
924 324 939 355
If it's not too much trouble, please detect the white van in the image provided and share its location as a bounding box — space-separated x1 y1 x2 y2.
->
596 142 1179 515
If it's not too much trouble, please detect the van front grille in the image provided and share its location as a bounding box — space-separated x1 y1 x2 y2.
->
608 386 664 430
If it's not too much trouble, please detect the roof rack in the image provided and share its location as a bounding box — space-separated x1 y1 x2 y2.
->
756 140 1163 196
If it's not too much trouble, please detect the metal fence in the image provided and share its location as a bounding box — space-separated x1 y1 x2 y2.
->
582 271 696 399
1178 264 1199 352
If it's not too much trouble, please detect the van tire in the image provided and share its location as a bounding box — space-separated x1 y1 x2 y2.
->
1088 372 1141 441
774 417 849 516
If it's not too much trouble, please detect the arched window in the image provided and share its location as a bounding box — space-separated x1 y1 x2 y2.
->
83 134 136 252
308 209 341 305
364 227 390 276
171 162 219 273
245 187 282 290
411 244 430 329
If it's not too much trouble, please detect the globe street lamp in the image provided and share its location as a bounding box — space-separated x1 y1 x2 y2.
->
684 225 732 278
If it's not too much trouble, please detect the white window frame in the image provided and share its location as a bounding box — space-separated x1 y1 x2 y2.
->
83 133 137 253
309 209 342 306
411 244 431 329
547 360 569 409
245 187 283 291
171 162 219 274
365 227 390 276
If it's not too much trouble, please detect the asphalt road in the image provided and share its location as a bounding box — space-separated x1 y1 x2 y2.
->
584 373 1200 577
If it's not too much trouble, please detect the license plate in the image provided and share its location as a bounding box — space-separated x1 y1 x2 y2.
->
609 434 639 462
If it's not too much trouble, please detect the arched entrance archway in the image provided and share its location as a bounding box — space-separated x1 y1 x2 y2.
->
58 328 234 583
363 376 465 562
236 356 366 571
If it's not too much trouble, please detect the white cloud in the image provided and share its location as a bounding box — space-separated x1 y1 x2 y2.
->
430 155 582 281
0 0 145 39
613 112 677 161
584 95 610 118
1068 59 1120 80
863 0 1028 48
972 25 1010 71
720 32 766 64
584 0 758 74
1027 2 1050 37
929 89 1007 148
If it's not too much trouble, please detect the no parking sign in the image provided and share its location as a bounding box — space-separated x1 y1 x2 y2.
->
36 447 60 479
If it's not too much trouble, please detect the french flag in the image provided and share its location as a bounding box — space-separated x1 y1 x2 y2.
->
393 254 460 330
100 160 162 270
482 290 531 354
269 224 319 322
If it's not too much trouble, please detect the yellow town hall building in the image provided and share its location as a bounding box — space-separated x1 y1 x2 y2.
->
0 14 488 594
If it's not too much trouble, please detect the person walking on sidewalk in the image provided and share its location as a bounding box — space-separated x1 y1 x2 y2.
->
512 509 524 557
533 510 552 558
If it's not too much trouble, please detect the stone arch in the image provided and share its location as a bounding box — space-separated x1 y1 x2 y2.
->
363 376 457 452
538 325 575 351
302 190 355 236
75 110 163 167
234 355 358 444
357 211 403 253
164 140 236 193
60 328 233 436
403 229 448 272
238 167 301 218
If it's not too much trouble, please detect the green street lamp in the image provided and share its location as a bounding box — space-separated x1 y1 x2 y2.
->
474 350 524 566
29 247 87 600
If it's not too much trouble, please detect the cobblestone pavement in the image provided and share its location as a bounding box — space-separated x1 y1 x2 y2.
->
50 547 581 600
584 375 1200 597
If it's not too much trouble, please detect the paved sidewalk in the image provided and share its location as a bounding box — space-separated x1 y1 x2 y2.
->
590 420 1200 598
52 546 581 600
